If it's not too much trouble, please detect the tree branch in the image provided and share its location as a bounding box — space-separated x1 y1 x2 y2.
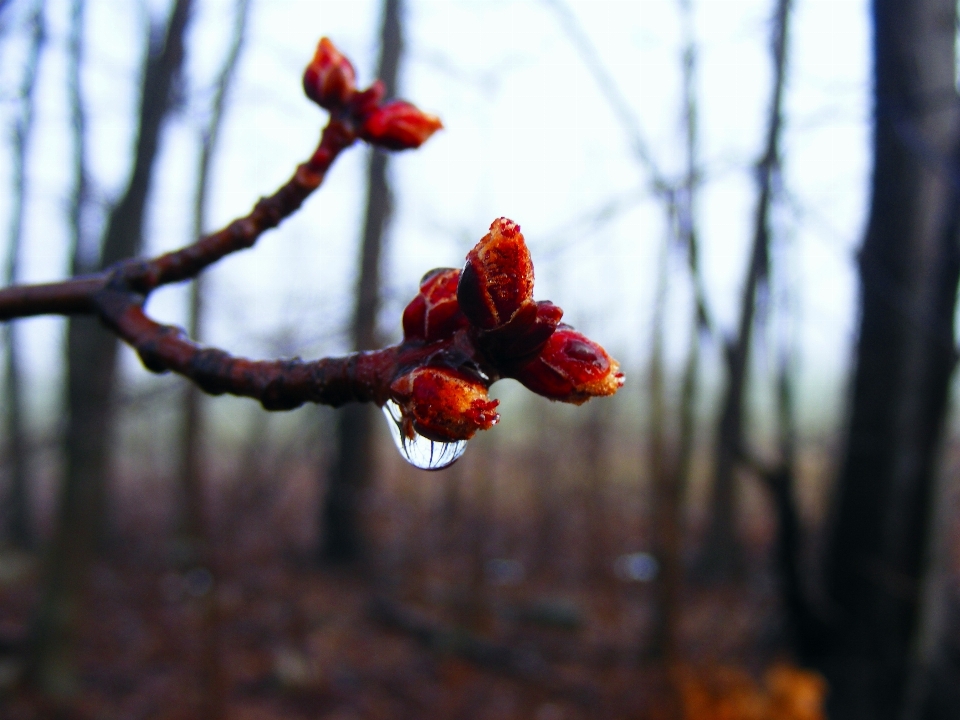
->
0 39 623 442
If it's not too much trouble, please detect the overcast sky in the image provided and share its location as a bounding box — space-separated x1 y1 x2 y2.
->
0 0 871 436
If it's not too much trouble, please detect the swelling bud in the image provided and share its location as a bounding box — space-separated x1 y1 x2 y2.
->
510 326 624 404
458 218 535 330
360 101 443 150
402 268 469 342
303 38 357 109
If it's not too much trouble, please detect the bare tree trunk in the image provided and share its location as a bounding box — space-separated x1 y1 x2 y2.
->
762 343 830 662
27 0 193 700
176 0 250 562
66 0 91 279
321 0 404 565
818 1 960 717
647 214 673 655
530 426 558 579
649 0 706 665
464 449 493 634
701 0 792 580
583 402 609 585
2 0 45 550
176 4 249 718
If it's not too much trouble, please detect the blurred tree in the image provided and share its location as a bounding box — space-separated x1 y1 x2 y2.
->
2 0 45 550
0 0 13 33
26 0 194 701
701 0 792 581
66 0 193 549
583 400 611 586
176 0 251 564
176 2 250 718
320 0 404 565
811 0 960 717
545 0 715 660
648 0 704 663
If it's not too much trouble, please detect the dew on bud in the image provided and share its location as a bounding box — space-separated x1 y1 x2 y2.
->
382 399 467 470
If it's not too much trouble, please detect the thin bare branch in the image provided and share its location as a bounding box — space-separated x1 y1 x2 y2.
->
542 0 671 195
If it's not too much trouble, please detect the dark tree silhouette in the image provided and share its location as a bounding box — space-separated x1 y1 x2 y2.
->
27 0 195 699
814 1 960 717
321 0 405 565
701 0 793 580
2 0 45 550
176 0 251 562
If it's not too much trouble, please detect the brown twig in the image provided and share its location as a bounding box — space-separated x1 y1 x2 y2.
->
0 38 622 444
0 113 365 408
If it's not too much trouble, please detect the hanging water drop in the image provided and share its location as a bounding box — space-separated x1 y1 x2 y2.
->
382 399 467 471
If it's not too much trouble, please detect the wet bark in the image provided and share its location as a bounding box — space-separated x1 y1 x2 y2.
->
320 0 404 565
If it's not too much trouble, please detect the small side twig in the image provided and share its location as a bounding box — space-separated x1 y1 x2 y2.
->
0 103 375 409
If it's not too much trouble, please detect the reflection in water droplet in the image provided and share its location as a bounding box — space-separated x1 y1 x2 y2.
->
382 400 467 471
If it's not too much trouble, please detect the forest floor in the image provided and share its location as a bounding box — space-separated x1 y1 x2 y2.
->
0 460 827 719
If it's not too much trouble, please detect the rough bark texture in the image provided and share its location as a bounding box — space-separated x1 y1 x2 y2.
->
819 1 960 717
27 0 193 700
2 0 45 549
321 0 404 565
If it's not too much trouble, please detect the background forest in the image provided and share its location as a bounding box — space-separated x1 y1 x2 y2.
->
0 0 957 718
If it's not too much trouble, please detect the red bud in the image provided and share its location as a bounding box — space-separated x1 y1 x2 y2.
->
509 326 624 405
476 300 563 361
458 218 535 331
390 367 499 442
360 100 443 150
303 38 357 109
402 268 469 342
351 80 385 118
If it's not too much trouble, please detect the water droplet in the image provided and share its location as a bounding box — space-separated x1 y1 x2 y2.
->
382 399 467 471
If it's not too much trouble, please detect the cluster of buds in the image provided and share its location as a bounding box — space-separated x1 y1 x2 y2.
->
303 37 443 150
0 37 621 462
305 39 622 446
388 218 624 444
